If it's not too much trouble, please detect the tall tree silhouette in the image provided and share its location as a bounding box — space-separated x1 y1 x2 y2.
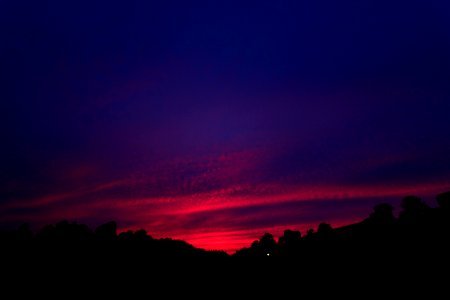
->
399 195 430 221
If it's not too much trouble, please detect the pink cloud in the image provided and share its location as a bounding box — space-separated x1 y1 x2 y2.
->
1 144 449 253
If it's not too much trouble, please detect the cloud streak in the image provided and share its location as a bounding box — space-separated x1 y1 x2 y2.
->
2 1 450 253
2 146 449 253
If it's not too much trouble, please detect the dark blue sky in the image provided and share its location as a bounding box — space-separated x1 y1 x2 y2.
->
1 0 450 252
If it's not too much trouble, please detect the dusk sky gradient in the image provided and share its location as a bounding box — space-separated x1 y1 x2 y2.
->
1 0 450 252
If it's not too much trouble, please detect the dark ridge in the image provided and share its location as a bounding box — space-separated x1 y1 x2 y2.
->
1 191 450 293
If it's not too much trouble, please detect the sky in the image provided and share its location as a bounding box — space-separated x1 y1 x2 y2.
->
1 0 450 253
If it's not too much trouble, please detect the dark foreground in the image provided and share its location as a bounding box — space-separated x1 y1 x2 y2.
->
2 191 450 295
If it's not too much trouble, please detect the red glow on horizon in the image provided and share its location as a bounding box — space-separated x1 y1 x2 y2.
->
1 147 450 253
99 181 450 253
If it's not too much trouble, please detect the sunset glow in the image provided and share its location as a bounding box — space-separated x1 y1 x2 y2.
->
1 0 450 253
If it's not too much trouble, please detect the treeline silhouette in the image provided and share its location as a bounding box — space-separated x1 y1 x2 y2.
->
2 191 450 293
235 191 450 261
2 191 450 260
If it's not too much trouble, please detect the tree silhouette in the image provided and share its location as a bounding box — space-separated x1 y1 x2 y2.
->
16 223 33 243
259 232 277 256
437 191 450 210
367 203 395 230
278 229 302 258
278 229 301 247
2 188 450 285
95 221 117 242
317 222 333 236
399 195 430 221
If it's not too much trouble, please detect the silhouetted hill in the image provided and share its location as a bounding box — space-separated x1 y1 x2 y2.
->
2 190 450 294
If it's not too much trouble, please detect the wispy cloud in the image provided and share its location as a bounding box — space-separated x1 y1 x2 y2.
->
1 145 449 253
